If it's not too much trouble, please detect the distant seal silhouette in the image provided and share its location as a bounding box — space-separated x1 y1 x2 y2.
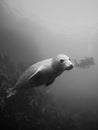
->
7 54 74 98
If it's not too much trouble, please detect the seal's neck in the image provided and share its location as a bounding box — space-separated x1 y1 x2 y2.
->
52 59 64 77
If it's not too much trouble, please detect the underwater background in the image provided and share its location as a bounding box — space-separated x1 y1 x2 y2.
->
0 0 98 129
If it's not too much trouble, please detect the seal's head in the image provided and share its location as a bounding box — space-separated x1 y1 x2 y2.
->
52 54 74 76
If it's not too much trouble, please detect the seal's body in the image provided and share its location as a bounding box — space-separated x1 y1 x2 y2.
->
7 54 74 98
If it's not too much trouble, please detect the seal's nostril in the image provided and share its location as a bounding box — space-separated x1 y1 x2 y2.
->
65 64 74 70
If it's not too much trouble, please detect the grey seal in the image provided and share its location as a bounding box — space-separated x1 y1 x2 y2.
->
7 54 74 98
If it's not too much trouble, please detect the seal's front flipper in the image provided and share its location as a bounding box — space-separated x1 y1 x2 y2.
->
27 65 46 87
45 79 55 87
28 65 44 81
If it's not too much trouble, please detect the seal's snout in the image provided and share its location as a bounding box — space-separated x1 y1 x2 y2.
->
70 64 74 69
65 63 74 70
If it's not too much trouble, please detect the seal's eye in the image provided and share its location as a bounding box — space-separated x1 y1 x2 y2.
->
60 59 64 63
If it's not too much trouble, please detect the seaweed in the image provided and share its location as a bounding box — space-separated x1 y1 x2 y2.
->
0 52 98 130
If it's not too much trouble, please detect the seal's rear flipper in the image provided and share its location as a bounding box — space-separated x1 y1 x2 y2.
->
7 88 17 98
